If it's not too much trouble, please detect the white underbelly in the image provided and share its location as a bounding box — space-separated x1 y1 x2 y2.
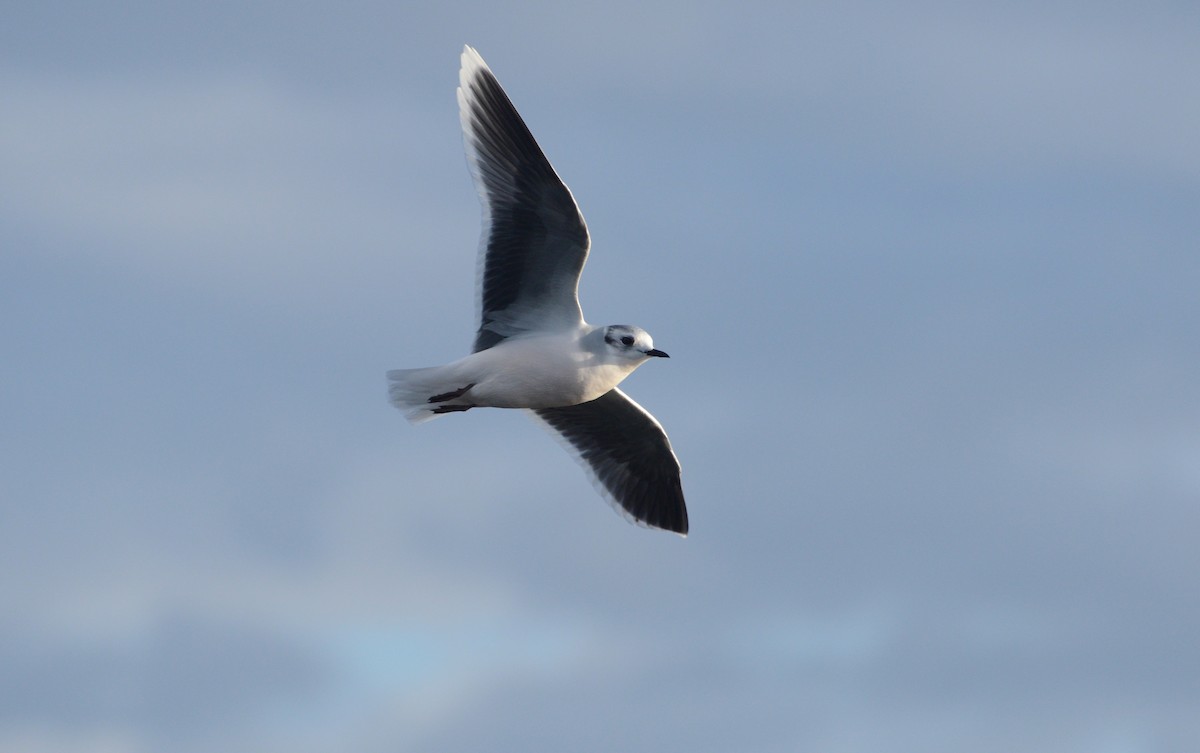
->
463 335 632 409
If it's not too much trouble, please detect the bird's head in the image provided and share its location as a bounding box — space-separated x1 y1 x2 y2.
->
602 324 669 362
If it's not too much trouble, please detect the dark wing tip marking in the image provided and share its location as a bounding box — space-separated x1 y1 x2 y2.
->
533 389 688 536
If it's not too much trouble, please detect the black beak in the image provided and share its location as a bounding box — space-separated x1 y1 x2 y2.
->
645 348 670 358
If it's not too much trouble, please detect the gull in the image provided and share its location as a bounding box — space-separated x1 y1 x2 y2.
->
387 46 687 535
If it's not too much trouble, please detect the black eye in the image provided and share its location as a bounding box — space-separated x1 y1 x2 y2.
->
620 335 635 346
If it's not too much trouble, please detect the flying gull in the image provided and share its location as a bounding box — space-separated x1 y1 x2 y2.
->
388 46 687 535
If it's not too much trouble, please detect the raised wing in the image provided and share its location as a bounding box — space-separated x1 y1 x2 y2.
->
457 46 590 352
532 389 688 535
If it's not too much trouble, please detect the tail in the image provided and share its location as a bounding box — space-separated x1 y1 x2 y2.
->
387 366 477 424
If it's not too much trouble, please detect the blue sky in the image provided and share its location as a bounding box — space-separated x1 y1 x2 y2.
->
3 1 1199 751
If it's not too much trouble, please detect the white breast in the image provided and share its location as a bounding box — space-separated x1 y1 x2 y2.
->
460 331 638 409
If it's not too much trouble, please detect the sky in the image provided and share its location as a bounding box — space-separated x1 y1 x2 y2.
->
3 1 1199 751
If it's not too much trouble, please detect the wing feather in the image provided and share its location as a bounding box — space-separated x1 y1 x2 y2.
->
457 46 590 352
532 389 688 535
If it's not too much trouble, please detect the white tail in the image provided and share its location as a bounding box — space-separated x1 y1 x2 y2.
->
387 367 476 424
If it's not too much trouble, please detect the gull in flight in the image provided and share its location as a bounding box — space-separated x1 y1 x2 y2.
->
388 46 688 535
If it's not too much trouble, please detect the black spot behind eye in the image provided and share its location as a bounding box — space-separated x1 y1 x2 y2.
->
620 335 635 346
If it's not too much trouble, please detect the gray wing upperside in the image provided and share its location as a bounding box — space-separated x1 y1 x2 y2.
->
531 388 688 535
458 46 590 353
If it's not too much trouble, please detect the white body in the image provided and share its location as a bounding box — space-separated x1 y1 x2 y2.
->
388 325 652 422
458 328 640 408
